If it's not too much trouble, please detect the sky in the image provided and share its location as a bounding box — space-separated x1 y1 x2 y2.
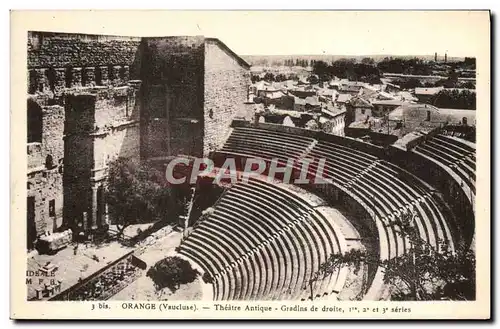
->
13 10 490 57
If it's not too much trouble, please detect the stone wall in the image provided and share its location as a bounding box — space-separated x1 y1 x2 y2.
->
27 168 64 240
27 97 65 244
63 86 142 230
63 93 96 230
93 124 141 170
140 36 205 158
28 32 140 96
27 142 43 170
63 132 94 231
203 40 250 156
28 32 141 68
26 32 250 242
42 105 65 167
94 84 141 127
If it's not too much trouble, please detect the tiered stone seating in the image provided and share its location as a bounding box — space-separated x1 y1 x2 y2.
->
296 138 456 299
178 178 348 300
379 161 455 250
414 134 476 194
189 124 462 300
305 139 455 252
218 126 315 168
307 140 377 185
441 125 476 142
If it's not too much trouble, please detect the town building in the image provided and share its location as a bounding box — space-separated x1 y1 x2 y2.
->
414 86 444 103
320 106 346 136
334 93 352 111
388 103 476 130
339 82 364 95
371 99 410 118
345 96 374 127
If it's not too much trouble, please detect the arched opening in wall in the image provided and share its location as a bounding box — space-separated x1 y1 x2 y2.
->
46 68 56 92
129 64 136 80
107 65 114 83
95 67 103 86
65 67 73 88
96 186 105 227
27 196 36 250
49 199 57 233
28 70 37 94
58 158 64 174
119 66 126 81
45 154 54 169
81 68 88 86
27 99 43 143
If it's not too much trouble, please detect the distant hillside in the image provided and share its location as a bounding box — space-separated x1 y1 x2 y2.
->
242 54 465 66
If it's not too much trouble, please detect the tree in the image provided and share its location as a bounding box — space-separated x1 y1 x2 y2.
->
362 74 382 85
146 256 199 292
275 74 287 82
311 211 475 301
377 58 407 74
263 72 275 82
393 78 422 90
305 119 320 130
377 57 431 76
430 89 476 110
106 157 174 239
459 81 476 89
307 75 319 84
361 57 375 65
251 74 261 83
447 69 460 86
463 57 476 69
312 60 332 82
332 59 357 80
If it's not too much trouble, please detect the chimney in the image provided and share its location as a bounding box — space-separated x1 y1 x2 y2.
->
434 52 437 61
445 53 447 63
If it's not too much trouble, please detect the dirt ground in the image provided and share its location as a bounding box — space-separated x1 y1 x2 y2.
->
110 229 204 301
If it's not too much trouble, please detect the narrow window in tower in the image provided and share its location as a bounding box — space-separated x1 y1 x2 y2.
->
49 199 55 217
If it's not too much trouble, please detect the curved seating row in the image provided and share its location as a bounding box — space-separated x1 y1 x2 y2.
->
414 134 476 194
178 178 348 300
218 126 316 169
440 126 476 143
307 141 455 253
305 145 456 299
190 126 461 300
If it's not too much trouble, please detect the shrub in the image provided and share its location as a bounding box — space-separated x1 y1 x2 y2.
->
146 256 199 292
202 271 213 284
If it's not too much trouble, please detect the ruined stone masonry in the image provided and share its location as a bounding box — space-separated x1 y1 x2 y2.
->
27 31 250 249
